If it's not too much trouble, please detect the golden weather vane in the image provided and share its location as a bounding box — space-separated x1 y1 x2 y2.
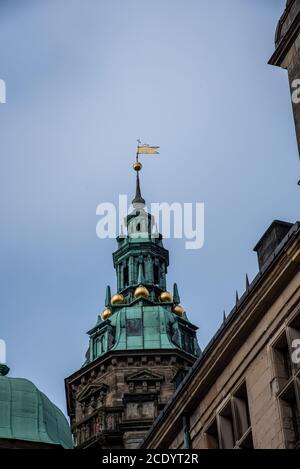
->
133 139 160 172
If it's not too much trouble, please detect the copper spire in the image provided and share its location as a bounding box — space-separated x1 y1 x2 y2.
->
132 166 145 207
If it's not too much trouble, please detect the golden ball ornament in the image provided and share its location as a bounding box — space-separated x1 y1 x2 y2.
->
134 285 150 299
159 291 173 302
111 293 124 305
133 161 142 171
173 305 185 316
101 308 112 320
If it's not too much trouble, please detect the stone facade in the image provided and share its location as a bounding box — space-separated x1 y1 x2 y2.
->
269 0 300 158
65 350 195 449
141 221 300 449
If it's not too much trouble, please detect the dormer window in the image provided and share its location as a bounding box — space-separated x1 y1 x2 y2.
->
93 335 105 358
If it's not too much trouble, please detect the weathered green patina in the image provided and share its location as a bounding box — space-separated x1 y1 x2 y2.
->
0 375 73 448
87 171 201 363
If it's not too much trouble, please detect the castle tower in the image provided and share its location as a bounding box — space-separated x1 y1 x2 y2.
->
269 0 300 159
65 157 201 449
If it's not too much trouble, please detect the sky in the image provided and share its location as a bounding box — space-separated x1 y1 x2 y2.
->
0 0 299 416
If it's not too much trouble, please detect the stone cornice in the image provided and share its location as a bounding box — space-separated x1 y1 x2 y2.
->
65 348 196 415
269 1 300 66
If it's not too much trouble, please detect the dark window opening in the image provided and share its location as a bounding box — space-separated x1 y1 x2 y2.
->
239 430 254 449
93 340 98 358
180 331 194 355
205 382 253 449
219 402 235 449
273 316 300 449
154 263 160 284
280 383 300 448
100 335 105 354
273 332 293 391
107 332 114 350
136 223 141 232
206 419 219 449
287 318 300 373
174 369 187 389
123 264 129 287
232 382 251 441
126 318 142 336
171 326 180 347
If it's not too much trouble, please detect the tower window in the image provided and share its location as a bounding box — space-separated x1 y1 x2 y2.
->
93 335 105 358
126 318 142 336
123 264 129 287
154 263 160 285
136 223 141 232
181 331 194 355
93 340 98 358
100 335 105 354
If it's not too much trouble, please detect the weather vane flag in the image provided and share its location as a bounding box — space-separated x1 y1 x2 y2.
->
136 140 160 159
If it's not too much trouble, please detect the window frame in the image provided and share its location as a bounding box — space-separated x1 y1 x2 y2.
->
204 381 253 449
270 312 300 448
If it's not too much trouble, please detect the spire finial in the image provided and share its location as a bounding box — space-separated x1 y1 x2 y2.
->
132 144 145 206
105 285 111 307
173 283 180 305
131 140 159 206
236 290 239 304
132 171 145 207
246 273 250 291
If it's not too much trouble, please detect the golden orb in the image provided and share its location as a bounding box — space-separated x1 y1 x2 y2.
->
101 308 112 321
159 291 173 302
173 305 185 316
111 293 124 305
133 161 142 171
134 285 150 299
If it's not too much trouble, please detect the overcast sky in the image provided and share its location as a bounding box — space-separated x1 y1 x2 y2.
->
1 0 298 415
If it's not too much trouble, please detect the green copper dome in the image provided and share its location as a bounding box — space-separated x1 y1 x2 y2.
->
0 376 73 448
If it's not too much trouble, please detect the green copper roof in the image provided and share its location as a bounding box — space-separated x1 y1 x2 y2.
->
85 166 201 364
103 305 176 351
0 376 73 448
88 301 200 362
